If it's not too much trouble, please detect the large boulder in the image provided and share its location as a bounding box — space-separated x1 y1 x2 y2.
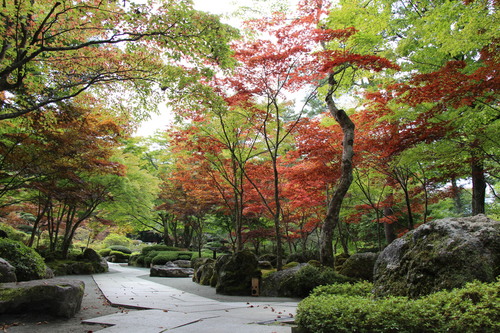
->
150 263 194 277
260 263 306 297
192 259 216 286
338 252 379 282
215 250 261 296
0 258 16 282
373 215 500 298
0 278 84 318
0 238 49 281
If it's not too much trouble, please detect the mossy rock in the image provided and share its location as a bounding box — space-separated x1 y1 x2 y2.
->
0 238 48 281
215 250 261 296
374 215 500 298
338 252 378 282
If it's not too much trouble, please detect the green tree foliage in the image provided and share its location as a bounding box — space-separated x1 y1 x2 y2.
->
0 0 238 120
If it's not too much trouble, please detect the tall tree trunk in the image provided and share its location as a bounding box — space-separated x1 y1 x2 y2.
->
320 77 355 268
383 207 397 245
471 157 486 215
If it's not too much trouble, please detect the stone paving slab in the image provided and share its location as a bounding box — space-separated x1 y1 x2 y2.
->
86 263 298 332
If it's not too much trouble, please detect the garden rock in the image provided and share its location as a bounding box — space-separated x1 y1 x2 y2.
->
193 259 216 285
83 248 101 262
373 214 500 297
0 278 84 318
258 260 273 270
150 263 194 277
215 250 261 296
339 252 379 282
173 259 192 268
0 258 16 282
260 263 307 297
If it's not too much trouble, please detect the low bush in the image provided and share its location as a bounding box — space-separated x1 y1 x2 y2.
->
128 253 142 266
98 248 112 257
311 281 374 297
296 279 500 333
151 251 193 265
141 244 182 256
0 238 48 281
110 251 130 260
109 245 132 254
0 224 29 242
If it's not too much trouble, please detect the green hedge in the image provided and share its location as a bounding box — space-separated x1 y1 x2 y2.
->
151 251 193 265
110 251 130 260
141 245 182 256
109 245 132 254
296 279 500 333
98 248 112 257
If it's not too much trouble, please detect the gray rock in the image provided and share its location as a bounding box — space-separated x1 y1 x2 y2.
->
339 252 379 282
199 262 216 285
0 278 84 318
260 263 307 297
215 250 261 296
173 260 192 268
83 248 101 262
373 214 500 297
150 265 194 277
258 260 273 269
0 258 16 282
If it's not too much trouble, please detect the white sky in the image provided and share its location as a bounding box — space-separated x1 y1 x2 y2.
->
134 0 240 137
134 0 298 137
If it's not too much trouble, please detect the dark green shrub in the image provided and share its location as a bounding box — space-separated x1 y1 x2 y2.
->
98 248 112 257
296 279 500 333
0 238 47 281
0 224 29 242
151 253 179 265
110 251 130 260
128 253 141 266
136 255 145 266
141 245 181 256
151 251 193 265
109 245 132 254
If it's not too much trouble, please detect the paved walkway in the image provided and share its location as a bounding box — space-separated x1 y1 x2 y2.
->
85 263 298 332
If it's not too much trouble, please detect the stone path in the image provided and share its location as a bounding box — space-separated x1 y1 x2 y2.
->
85 263 298 332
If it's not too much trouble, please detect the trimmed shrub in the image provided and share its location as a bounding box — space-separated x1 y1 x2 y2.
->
151 252 193 265
311 281 374 297
98 248 112 257
0 238 47 281
109 245 132 254
128 253 142 266
141 245 182 256
151 252 180 265
110 251 130 260
296 279 500 333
